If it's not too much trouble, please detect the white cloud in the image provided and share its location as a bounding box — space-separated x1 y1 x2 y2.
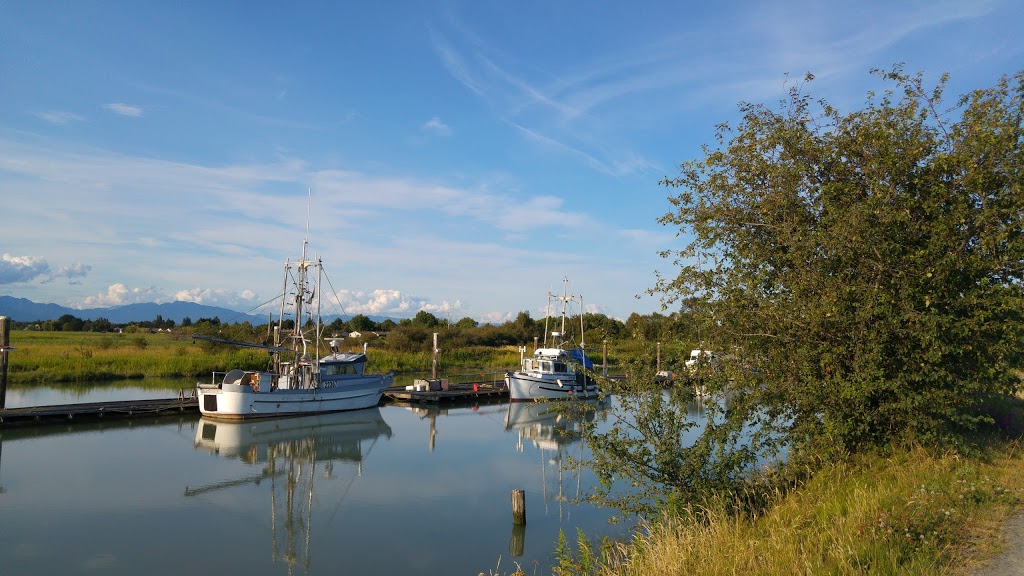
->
423 117 452 136
75 283 162 308
172 288 261 308
104 103 144 117
0 253 51 284
326 288 432 317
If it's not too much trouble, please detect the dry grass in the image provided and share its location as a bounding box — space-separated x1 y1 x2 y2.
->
568 443 1024 576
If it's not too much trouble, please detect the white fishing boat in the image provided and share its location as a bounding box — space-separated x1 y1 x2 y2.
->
505 277 599 401
195 213 394 420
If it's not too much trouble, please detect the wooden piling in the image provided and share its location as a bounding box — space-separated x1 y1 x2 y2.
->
511 489 526 525
0 316 9 410
602 339 608 376
432 332 439 379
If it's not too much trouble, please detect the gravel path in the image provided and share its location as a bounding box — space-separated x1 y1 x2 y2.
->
974 513 1024 576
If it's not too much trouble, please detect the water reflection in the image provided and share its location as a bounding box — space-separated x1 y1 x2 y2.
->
186 409 393 575
501 399 610 556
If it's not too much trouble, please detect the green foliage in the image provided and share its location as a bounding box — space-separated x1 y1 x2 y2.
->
552 528 612 576
652 66 1024 459
585 343 772 517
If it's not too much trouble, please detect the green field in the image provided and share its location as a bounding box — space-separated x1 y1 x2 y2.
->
1 330 530 384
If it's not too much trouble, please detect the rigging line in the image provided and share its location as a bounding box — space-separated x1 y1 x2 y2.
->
319 269 350 319
312 436 380 541
237 292 286 319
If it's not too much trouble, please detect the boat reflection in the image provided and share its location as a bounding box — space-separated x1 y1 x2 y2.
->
503 399 607 513
186 408 392 574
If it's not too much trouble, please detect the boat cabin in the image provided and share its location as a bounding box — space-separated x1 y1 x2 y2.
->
320 352 368 376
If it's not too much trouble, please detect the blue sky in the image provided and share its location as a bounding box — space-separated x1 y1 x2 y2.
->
1 1 1021 323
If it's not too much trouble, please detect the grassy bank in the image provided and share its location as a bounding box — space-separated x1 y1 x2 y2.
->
2 330 523 384
601 448 1021 575
540 440 1024 576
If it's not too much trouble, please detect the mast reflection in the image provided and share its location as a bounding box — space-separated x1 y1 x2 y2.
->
187 409 392 574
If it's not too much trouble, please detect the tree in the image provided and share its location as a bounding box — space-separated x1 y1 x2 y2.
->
663 67 1024 451
412 310 441 328
56 314 84 332
348 314 376 332
588 67 1024 514
455 316 478 329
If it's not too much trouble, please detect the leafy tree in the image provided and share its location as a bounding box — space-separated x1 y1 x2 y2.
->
589 67 1024 515
347 314 376 332
412 310 441 328
454 316 478 329
57 314 84 332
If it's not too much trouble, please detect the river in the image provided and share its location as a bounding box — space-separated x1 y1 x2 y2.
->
0 381 667 575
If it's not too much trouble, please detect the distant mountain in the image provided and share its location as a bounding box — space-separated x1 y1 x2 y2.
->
0 296 404 326
0 296 261 324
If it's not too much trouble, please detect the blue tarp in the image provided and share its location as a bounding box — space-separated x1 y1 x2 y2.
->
566 348 594 370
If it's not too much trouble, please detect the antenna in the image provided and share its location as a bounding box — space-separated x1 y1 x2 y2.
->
305 188 312 242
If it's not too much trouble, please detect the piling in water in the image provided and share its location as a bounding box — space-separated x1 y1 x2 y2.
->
511 488 526 525
0 316 9 410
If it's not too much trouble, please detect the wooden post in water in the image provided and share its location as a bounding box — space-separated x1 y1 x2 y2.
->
0 316 10 409
602 340 608 376
511 489 526 525
432 332 439 379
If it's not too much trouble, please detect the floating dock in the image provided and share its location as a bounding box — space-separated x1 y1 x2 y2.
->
0 395 199 427
383 381 508 405
0 380 512 428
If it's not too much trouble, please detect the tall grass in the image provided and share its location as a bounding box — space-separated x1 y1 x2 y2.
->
551 444 1024 576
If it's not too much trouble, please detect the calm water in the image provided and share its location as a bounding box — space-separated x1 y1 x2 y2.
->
0 381 665 576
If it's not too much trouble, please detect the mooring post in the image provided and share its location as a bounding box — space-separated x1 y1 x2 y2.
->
602 339 608 376
511 488 526 525
0 316 10 410
432 332 439 379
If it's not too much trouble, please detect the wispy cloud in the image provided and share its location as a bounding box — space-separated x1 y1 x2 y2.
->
104 103 144 117
34 110 87 125
422 117 452 136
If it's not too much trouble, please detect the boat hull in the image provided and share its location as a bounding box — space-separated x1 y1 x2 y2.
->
505 372 599 402
197 373 394 420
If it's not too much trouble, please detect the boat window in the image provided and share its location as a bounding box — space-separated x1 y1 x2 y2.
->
539 361 552 372
322 363 361 376
553 362 567 372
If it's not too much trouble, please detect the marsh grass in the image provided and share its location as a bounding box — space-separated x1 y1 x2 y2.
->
5 331 524 384
548 442 1024 576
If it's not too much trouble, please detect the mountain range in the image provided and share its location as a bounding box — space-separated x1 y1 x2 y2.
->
0 296 399 325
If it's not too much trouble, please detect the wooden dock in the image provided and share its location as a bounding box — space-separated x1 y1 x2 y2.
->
0 381 511 428
383 381 508 405
0 394 199 427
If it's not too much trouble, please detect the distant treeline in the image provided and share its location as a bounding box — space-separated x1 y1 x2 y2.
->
10 309 700 354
